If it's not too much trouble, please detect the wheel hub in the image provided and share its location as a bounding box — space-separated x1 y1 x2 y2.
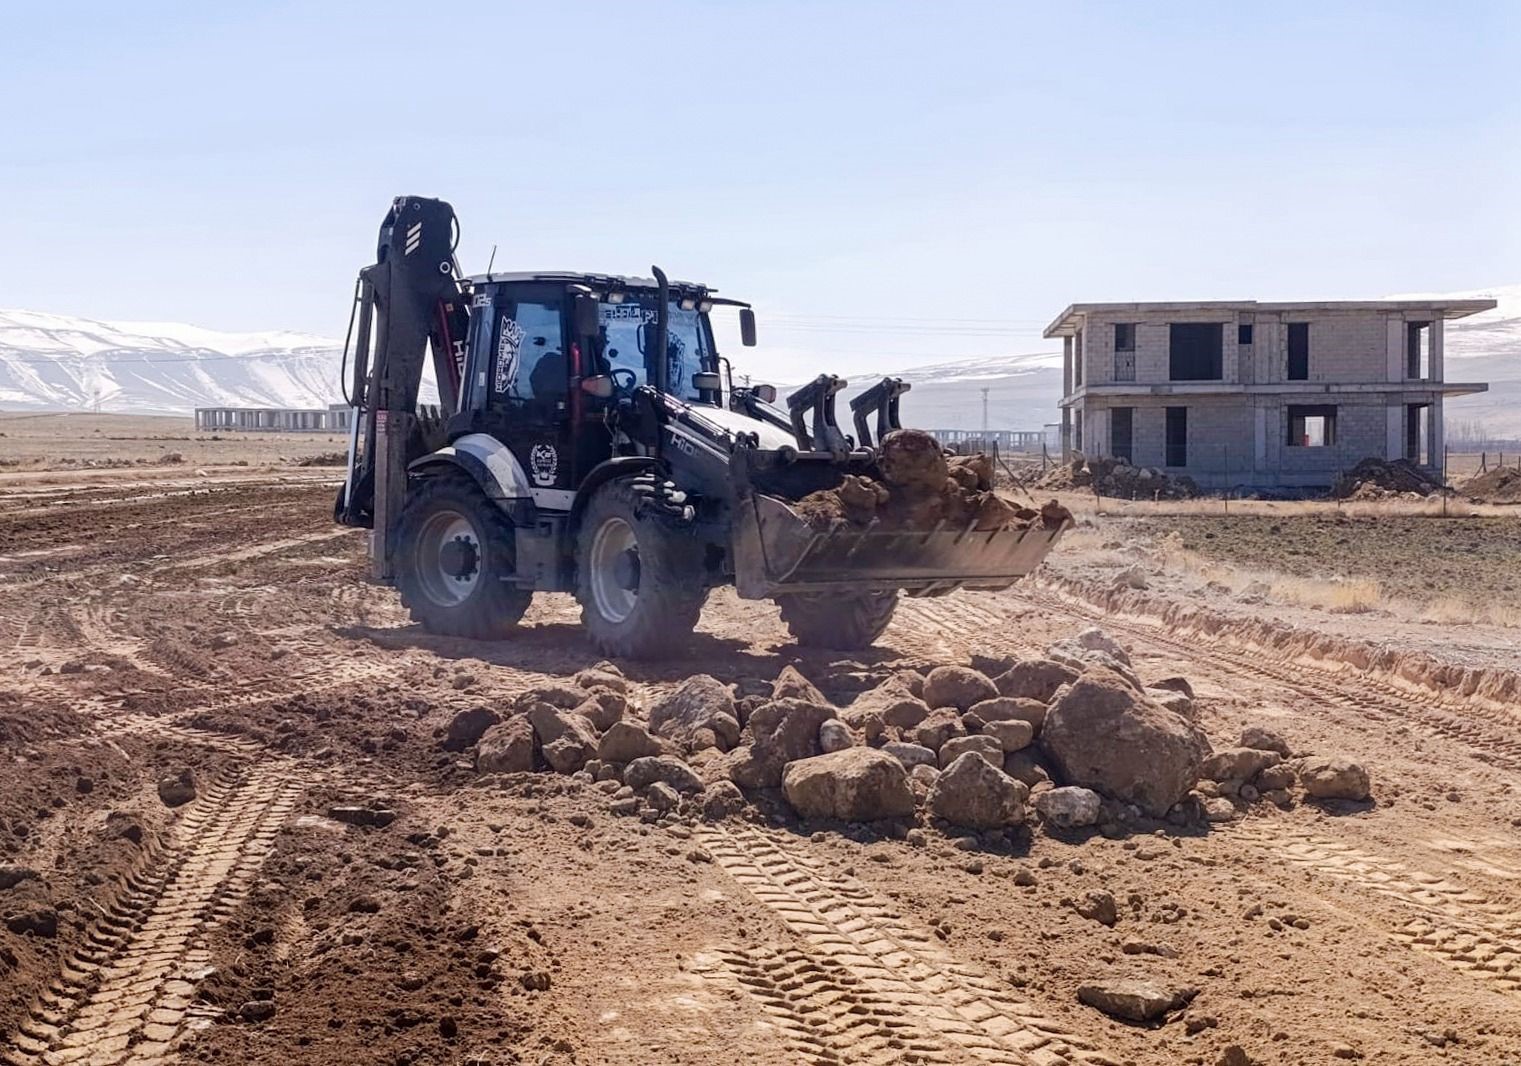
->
612 547 641 591
438 536 479 581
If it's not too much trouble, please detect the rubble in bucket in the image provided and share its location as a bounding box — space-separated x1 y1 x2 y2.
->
1035 455 1199 500
463 632 1373 838
790 428 1071 533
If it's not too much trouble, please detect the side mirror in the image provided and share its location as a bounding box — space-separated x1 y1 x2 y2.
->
692 371 722 392
573 294 600 336
579 375 615 399
753 383 777 404
739 308 757 347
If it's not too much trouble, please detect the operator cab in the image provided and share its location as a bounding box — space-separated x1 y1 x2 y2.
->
451 271 756 497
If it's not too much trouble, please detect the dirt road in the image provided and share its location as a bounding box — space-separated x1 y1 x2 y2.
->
3 469 1519 1066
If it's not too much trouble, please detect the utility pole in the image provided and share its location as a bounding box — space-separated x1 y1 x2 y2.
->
980 387 990 448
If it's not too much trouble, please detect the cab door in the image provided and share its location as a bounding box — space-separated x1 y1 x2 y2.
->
483 284 576 507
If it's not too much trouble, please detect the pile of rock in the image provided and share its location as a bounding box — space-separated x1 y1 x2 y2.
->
1036 456 1199 500
458 632 1372 834
1331 457 1446 499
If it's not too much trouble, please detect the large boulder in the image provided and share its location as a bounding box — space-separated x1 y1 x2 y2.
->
982 719 1035 753
771 664 827 704
624 755 704 794
648 675 741 751
597 721 664 764
1201 747 1281 783
937 734 1003 769
1299 756 1371 801
444 705 500 751
1240 725 1291 757
921 666 998 712
1032 786 1102 830
881 741 937 769
514 683 588 711
818 719 854 753
878 428 948 490
968 697 1047 731
476 717 534 773
927 752 1028 829
575 661 628 694
912 709 966 752
527 705 599 774
1070 626 1132 665
782 748 915 821
572 691 626 733
728 698 834 788
994 659 1080 704
1040 667 1210 817
841 679 930 737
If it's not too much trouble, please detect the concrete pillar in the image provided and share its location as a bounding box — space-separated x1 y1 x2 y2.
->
1386 318 1404 382
1062 337 1072 397
1431 318 1444 381
1253 405 1266 472
1061 408 1072 460
1386 403 1403 460
1428 399 1443 476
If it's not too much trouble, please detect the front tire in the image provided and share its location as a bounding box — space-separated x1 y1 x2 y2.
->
576 479 706 658
395 474 533 639
777 591 898 650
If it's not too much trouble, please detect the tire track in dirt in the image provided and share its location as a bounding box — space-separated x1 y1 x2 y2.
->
995 585 1521 999
697 823 1115 1066
2 765 301 1066
1227 821 1521 997
693 945 959 1065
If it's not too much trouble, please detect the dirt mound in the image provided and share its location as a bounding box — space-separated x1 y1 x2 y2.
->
792 430 1071 533
1461 465 1521 503
1331 457 1446 500
1036 456 1199 500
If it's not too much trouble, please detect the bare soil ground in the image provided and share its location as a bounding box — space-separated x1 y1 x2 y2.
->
3 421 1521 1066
1120 512 1521 614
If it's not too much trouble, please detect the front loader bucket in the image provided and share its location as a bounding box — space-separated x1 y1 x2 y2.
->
732 493 1069 599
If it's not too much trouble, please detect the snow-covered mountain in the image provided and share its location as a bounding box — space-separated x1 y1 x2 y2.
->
0 310 347 414
2 284 1514 436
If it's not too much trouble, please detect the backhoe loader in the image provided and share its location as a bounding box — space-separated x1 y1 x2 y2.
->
335 196 1066 657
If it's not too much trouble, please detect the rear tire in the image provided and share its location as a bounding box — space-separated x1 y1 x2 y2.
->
395 473 533 639
777 591 898 650
576 479 706 659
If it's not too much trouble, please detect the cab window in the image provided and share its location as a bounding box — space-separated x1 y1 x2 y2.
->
597 298 711 402
494 299 566 403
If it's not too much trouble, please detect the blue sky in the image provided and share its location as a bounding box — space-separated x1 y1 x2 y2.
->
3 1 1518 380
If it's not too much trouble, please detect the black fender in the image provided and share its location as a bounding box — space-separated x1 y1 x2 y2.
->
568 456 663 534
408 446 538 527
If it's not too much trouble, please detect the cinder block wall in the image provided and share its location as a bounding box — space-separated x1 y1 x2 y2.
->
1075 308 1432 386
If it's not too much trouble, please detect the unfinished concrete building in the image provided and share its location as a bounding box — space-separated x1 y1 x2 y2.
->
1044 298 1495 490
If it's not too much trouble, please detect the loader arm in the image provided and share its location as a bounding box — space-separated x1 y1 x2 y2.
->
336 196 469 532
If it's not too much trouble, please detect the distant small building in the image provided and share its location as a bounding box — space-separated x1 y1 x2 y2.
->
194 406 342 432
929 429 1047 453
1043 298 1496 489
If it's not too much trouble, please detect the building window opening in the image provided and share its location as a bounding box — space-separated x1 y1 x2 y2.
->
1406 403 1430 465
1238 323 1254 345
1287 404 1337 447
1407 321 1431 379
1169 324 1222 380
1111 407 1134 463
1287 322 1309 380
1165 406 1188 467
1113 323 1136 381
